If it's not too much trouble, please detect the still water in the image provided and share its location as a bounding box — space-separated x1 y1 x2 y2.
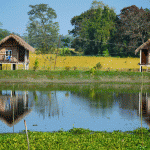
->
0 83 150 133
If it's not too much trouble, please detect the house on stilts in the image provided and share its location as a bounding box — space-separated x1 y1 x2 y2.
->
135 39 150 72
0 34 35 70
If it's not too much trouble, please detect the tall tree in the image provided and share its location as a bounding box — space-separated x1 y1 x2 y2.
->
0 29 10 40
26 4 59 54
69 0 117 55
0 22 2 27
0 23 11 40
22 33 29 43
115 5 150 54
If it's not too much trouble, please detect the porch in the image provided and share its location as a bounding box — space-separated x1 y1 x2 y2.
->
0 62 29 70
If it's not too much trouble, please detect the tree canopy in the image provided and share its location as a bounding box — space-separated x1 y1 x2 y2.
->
26 4 59 54
114 5 150 56
69 0 117 55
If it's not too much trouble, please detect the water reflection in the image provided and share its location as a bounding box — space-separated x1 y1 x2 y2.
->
0 86 149 133
138 92 150 128
33 91 60 119
0 90 33 127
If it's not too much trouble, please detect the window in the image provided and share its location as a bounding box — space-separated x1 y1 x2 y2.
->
5 50 12 61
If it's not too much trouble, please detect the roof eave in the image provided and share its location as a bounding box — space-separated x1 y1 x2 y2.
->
0 34 35 53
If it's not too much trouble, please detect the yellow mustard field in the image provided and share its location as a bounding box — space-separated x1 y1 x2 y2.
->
1 53 146 71
28 54 143 71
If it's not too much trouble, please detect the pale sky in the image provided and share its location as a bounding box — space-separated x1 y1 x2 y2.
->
0 0 149 36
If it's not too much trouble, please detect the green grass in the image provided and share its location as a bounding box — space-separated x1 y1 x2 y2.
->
0 69 149 85
0 127 149 149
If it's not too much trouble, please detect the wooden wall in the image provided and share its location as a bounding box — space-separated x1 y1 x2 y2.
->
148 50 150 64
0 38 29 63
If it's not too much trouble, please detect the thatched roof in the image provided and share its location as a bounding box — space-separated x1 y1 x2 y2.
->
135 39 150 55
0 34 35 53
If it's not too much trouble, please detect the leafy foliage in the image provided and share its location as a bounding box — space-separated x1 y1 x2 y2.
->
95 62 102 69
33 58 39 71
65 66 71 71
0 29 10 40
26 4 59 54
114 5 150 56
69 0 117 56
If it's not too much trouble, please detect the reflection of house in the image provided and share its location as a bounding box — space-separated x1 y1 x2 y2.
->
0 34 35 70
138 92 150 128
135 39 150 72
0 90 33 127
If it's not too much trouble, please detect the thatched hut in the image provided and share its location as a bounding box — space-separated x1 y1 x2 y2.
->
135 39 150 72
0 34 35 70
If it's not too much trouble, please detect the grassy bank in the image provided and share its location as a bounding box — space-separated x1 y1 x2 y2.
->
0 127 149 149
0 70 150 84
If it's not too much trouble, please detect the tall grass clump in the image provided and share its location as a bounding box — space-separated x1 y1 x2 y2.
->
33 58 39 71
73 66 77 70
65 66 71 71
95 62 102 70
89 67 95 75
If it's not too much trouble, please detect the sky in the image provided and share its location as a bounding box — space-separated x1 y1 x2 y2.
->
0 0 149 37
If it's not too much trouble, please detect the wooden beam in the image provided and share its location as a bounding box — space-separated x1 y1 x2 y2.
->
140 66 142 72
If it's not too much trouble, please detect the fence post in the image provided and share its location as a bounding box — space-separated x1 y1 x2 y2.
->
24 120 30 150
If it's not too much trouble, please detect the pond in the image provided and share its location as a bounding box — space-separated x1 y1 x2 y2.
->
0 83 150 134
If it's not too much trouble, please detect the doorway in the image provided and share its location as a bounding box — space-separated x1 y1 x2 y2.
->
141 49 148 65
13 64 16 70
19 49 25 62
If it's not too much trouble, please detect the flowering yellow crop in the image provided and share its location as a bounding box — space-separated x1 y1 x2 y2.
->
28 54 143 71
0 52 144 71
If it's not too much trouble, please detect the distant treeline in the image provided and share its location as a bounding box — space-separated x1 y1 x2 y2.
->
0 1 150 58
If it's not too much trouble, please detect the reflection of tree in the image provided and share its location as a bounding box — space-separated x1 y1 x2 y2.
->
65 92 69 98
71 88 114 109
33 91 38 106
33 91 59 119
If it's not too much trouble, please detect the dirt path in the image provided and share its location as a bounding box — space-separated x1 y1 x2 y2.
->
0 77 149 84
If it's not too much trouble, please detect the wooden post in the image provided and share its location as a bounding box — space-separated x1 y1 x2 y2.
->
140 66 142 72
0 64 2 70
24 120 30 150
54 35 61 70
13 97 14 133
25 63 26 70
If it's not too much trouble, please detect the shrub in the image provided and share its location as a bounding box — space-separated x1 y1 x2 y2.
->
93 66 96 70
90 67 95 74
65 66 71 71
128 68 132 72
106 67 110 72
103 49 110 57
65 49 71 56
47 66 51 71
33 58 39 71
73 66 77 70
95 62 102 70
